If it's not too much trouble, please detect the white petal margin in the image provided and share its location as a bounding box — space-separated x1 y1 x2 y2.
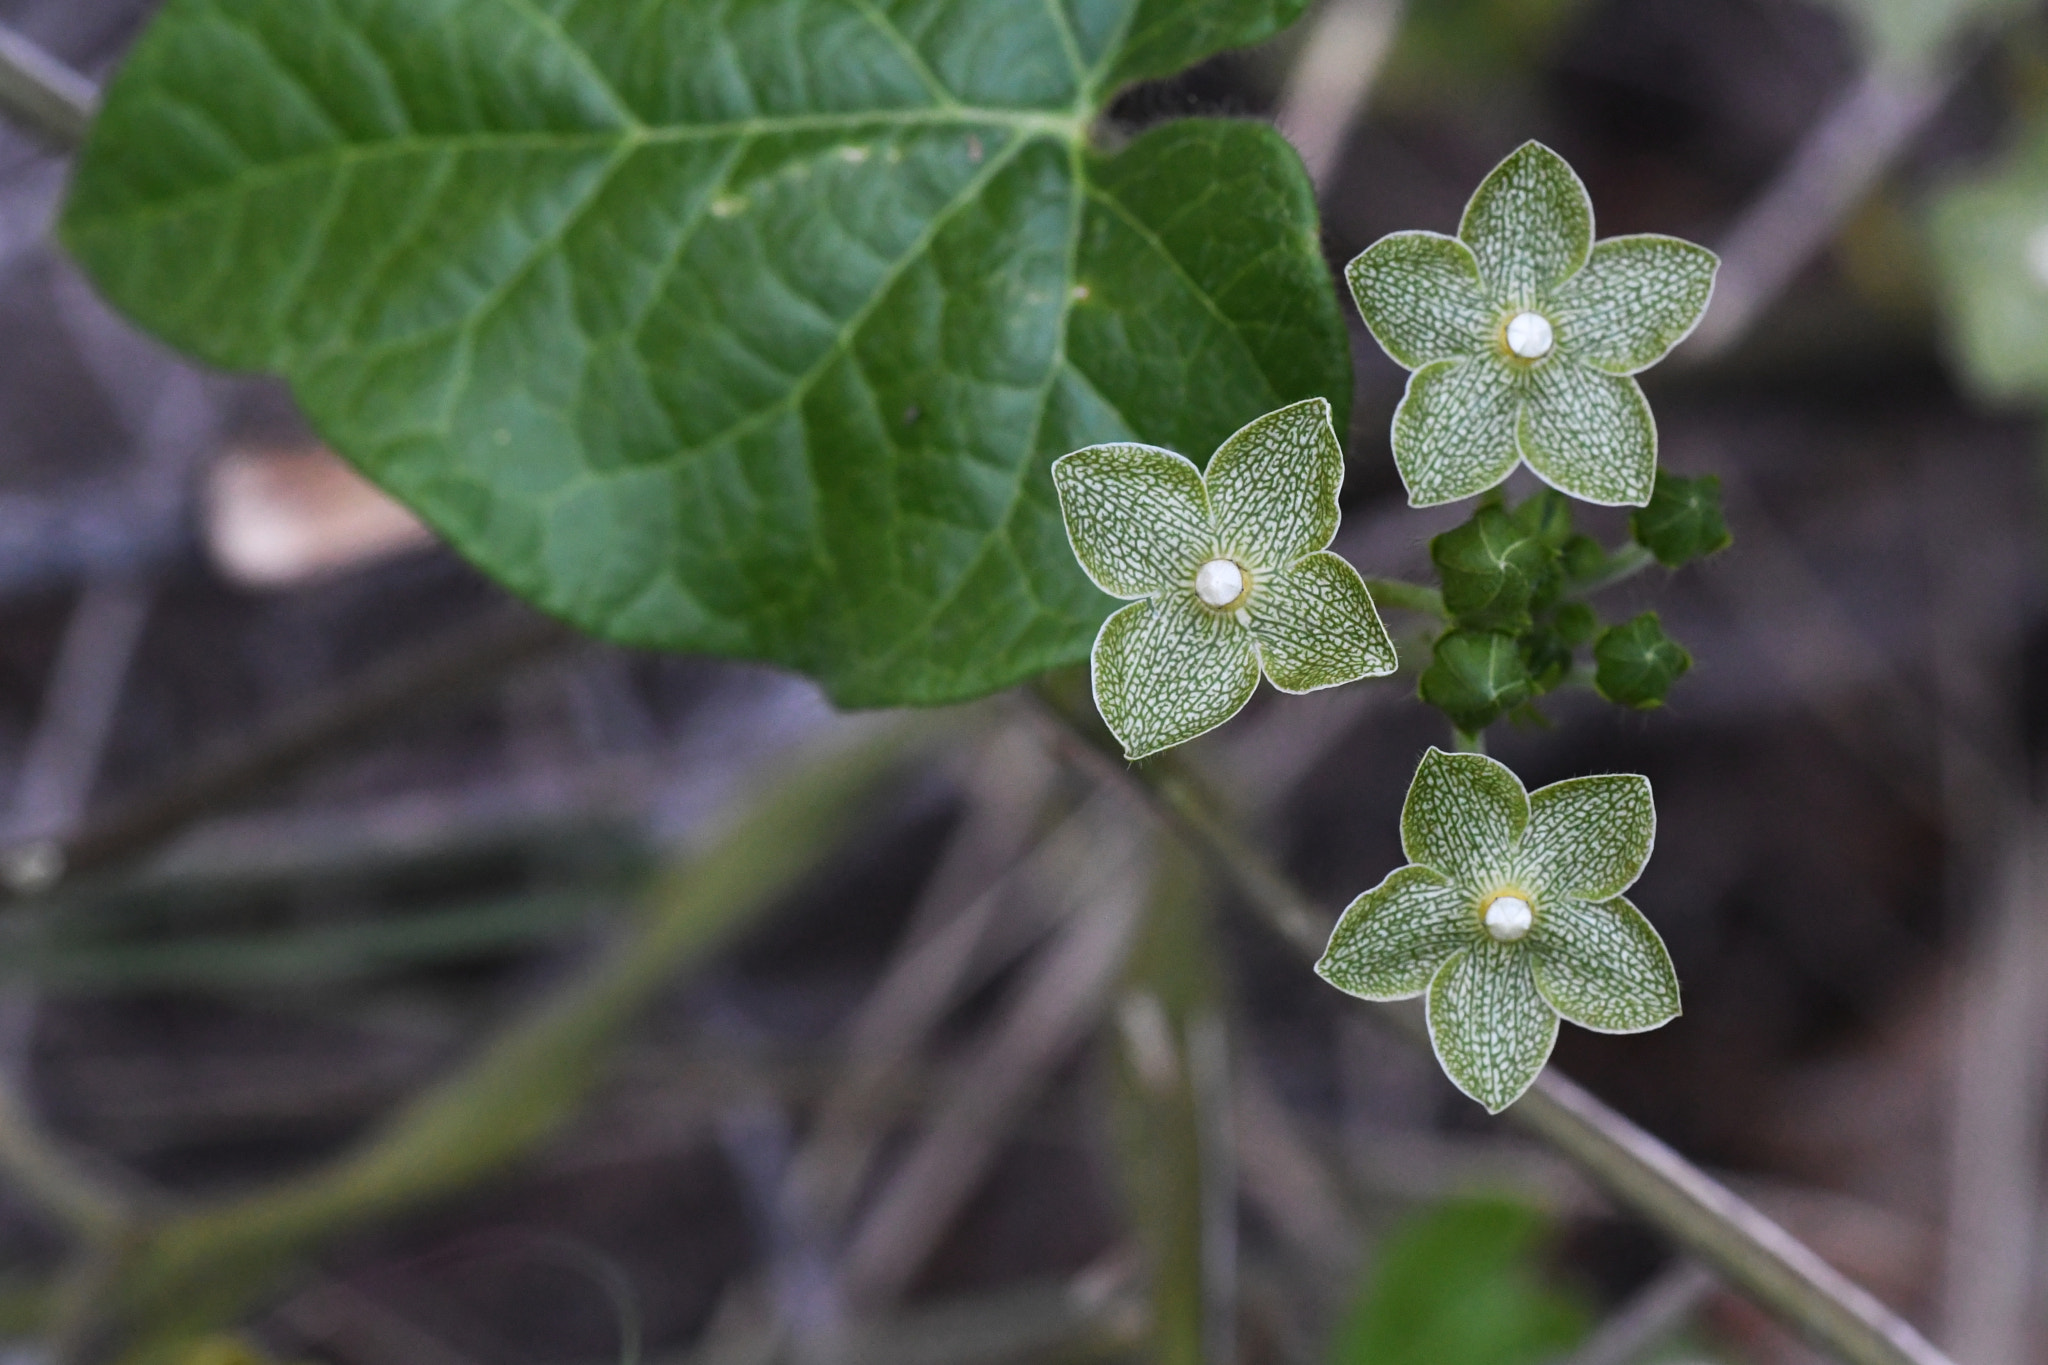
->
1458 141 1595 302
1400 747 1530 893
1391 356 1523 508
1051 443 1213 598
1426 940 1560 1113
1530 894 1681 1034
1091 593 1260 760
1551 235 1719 376
1317 864 1477 1000
1205 398 1345 571
1516 360 1656 508
1250 551 1398 693
1345 230 1494 369
1517 773 1655 904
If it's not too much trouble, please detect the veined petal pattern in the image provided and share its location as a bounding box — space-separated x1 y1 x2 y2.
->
1052 444 1212 598
1427 941 1560 1113
1392 356 1522 507
1347 231 1493 368
1400 747 1529 890
1318 865 1476 1000
1520 774 1655 903
1458 141 1594 300
1091 593 1259 760
1206 398 1344 569
1517 360 1656 507
1530 894 1680 1033
1250 551 1397 694
1552 235 1718 375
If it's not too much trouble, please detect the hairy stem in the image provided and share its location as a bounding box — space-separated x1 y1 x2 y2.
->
1363 576 1445 618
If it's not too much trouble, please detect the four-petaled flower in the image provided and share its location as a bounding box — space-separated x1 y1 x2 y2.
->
1347 141 1718 509
1052 399 1398 760
1317 747 1680 1112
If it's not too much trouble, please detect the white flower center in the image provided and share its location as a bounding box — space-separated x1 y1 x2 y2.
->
1484 894 1533 942
1194 558 1246 608
1504 311 1554 359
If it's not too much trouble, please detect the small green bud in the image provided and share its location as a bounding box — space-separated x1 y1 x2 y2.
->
1552 600 1600 647
1431 506 1559 633
1630 473 1732 568
1421 630 1532 732
1510 489 1575 549
1520 625 1574 694
1561 533 1608 583
1594 613 1692 709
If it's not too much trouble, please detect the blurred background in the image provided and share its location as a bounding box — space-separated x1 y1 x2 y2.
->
0 0 2044 1361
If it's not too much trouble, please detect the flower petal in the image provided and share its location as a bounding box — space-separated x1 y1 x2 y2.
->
1400 747 1529 890
1205 398 1343 568
1530 894 1680 1034
1458 142 1594 301
1250 551 1398 693
1346 231 1493 368
1318 865 1476 1000
1392 356 1522 508
1552 235 1719 375
1516 360 1655 507
1426 942 1559 1112
1519 773 1655 902
1052 443 1211 598
1092 593 1259 759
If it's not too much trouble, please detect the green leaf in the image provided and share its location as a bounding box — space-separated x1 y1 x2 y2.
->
1530 894 1680 1034
1431 505 1558 633
1426 941 1558 1112
1398 746 1529 890
1517 626 1572 695
1326 1197 1588 1365
1093 593 1260 760
1593 612 1690 709
1630 472 1731 568
1519 774 1653 903
1419 631 1532 735
1559 535 1607 585
1318 864 1476 1001
62 0 1343 709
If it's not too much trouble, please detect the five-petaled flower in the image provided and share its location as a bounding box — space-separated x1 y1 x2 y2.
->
1317 747 1680 1112
1052 399 1397 760
1347 141 1718 510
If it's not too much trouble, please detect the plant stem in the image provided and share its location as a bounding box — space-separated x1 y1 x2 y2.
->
1028 686 1951 1365
1573 542 1657 598
1363 577 1445 618
1450 728 1486 755
65 717 937 1361
0 22 92 151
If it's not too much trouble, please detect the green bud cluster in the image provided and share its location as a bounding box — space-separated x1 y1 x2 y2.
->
1417 473 1727 733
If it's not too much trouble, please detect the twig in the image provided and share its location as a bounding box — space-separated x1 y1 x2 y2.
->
4 577 154 850
1686 62 1952 359
60 717 936 1358
1362 577 1444 617
1027 686 1952 1365
0 608 579 897
1557 1260 1717 1365
837 815 1152 1309
0 22 93 152
1273 0 1406 188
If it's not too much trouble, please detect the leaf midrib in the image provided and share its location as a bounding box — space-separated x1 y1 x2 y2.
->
71 105 1090 233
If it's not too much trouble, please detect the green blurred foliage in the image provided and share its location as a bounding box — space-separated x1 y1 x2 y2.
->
1378 0 1590 97
1326 1195 1588 1365
1823 0 2028 70
1928 117 2048 405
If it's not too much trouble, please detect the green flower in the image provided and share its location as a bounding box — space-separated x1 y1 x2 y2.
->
1052 399 1397 760
1317 747 1680 1112
1347 142 1717 509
